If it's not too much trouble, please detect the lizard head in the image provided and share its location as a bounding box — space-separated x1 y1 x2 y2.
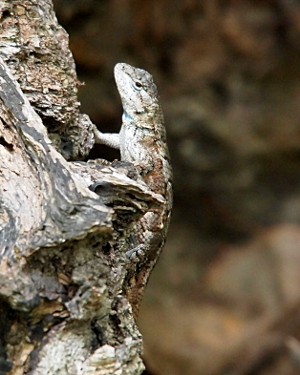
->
114 63 160 122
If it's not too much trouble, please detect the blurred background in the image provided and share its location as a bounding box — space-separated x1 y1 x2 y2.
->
53 1 300 374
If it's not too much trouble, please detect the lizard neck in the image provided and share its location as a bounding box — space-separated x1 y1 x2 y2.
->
122 111 156 132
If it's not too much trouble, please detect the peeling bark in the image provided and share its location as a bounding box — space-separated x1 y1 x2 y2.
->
0 1 158 374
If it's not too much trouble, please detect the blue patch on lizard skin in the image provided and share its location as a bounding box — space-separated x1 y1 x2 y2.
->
123 111 133 122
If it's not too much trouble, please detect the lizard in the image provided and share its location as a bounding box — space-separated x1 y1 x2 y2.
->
94 63 173 318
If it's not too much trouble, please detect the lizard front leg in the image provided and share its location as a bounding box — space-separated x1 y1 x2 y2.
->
94 127 120 149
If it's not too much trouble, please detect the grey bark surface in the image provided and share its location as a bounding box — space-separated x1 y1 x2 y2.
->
0 1 160 374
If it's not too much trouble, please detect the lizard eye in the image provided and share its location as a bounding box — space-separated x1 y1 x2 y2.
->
134 81 143 89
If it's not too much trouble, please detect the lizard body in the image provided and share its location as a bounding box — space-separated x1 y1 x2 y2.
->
94 63 172 317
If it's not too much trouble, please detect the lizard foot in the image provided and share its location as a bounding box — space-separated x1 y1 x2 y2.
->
126 245 147 263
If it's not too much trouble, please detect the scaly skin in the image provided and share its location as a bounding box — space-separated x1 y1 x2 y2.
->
94 63 173 317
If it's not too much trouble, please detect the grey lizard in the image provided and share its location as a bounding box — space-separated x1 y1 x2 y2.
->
94 63 173 317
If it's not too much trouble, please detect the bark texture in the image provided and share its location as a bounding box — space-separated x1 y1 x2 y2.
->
0 0 94 159
0 1 157 374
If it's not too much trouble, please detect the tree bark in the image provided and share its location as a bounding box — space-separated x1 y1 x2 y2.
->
0 1 157 374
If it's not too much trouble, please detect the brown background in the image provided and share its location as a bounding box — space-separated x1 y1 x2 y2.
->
53 1 300 374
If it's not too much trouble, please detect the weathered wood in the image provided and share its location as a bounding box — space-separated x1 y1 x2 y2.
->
0 1 162 374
